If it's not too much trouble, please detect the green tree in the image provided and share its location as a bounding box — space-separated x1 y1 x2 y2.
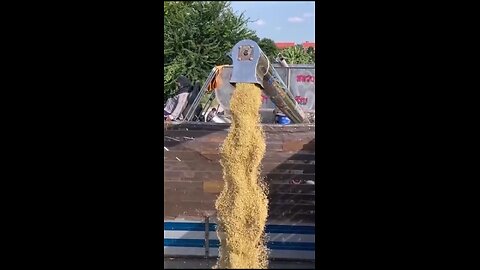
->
280 45 314 64
164 1 256 100
306 47 315 63
250 35 260 43
257 38 279 62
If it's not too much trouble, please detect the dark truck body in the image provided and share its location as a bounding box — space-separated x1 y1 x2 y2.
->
164 122 315 224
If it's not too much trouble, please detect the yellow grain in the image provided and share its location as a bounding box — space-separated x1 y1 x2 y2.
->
214 83 269 269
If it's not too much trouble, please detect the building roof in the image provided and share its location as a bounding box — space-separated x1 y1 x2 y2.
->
302 41 315 49
275 41 315 50
275 42 295 49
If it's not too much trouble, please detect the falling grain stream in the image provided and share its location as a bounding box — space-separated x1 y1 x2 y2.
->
214 83 269 269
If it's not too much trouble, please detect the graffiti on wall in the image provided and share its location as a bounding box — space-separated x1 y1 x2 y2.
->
290 69 315 111
296 75 315 83
261 95 269 103
261 95 309 105
294 96 309 105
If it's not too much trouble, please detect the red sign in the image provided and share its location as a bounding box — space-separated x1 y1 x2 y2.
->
296 75 315 83
261 94 308 105
295 96 308 105
261 95 269 103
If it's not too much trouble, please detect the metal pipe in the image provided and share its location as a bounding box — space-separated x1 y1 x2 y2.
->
230 40 309 123
184 67 217 121
278 55 290 68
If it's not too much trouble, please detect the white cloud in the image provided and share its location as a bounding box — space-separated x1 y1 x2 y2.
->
275 26 282 31
288 17 304 23
254 19 266 26
303 12 314 18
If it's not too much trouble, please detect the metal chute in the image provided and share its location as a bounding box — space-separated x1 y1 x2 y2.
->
230 40 309 123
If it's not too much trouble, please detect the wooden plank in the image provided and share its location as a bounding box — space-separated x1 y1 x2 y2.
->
203 180 224 194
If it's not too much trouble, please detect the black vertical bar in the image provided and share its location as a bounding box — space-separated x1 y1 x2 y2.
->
204 215 210 258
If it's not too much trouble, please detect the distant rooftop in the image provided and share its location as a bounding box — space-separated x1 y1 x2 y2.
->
275 42 296 49
275 41 315 50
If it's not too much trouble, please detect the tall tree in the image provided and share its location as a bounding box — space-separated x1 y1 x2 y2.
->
258 38 279 62
164 1 256 100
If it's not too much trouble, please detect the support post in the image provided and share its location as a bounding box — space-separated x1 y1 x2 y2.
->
204 215 210 258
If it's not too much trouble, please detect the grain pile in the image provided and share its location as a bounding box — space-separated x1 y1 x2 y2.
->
214 83 269 269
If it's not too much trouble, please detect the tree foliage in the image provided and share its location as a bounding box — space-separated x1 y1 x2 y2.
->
164 1 256 100
306 47 315 61
257 38 279 62
280 45 315 65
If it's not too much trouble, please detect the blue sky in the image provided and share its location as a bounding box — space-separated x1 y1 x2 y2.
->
230 1 315 44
